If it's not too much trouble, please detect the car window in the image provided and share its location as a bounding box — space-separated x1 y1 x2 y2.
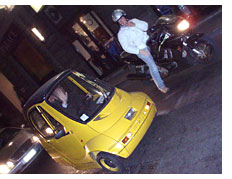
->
0 128 20 150
47 73 114 124
38 107 64 132
29 108 55 139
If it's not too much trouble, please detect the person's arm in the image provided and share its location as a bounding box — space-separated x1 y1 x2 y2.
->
132 18 148 31
118 32 140 55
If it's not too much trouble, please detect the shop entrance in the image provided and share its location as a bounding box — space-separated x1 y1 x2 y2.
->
68 10 122 77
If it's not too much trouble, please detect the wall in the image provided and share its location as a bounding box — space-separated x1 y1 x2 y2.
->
13 5 96 76
0 73 22 112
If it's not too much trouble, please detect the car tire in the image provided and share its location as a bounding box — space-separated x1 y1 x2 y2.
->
97 152 125 173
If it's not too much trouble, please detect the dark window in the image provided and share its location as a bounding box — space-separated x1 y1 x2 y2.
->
0 128 20 150
38 107 64 132
47 72 114 124
29 108 55 138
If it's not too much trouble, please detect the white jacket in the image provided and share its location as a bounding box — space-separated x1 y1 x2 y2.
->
118 18 149 55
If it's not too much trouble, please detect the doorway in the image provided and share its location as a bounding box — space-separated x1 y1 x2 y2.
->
13 38 57 85
68 10 122 77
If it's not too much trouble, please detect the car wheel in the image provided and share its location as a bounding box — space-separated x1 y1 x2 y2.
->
97 152 124 173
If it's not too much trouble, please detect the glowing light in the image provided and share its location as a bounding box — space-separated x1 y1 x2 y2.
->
145 105 150 110
32 136 39 143
7 161 14 168
177 20 190 31
23 149 37 163
31 27 45 41
0 165 10 174
45 127 53 134
8 142 13 146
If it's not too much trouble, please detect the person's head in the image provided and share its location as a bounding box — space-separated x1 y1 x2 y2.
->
112 9 127 25
49 86 68 108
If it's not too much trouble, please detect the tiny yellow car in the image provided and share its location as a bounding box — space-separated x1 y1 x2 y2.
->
23 70 157 173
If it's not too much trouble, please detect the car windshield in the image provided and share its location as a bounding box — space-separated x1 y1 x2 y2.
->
0 128 20 150
47 72 115 123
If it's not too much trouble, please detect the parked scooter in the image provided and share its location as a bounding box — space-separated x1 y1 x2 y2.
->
148 15 216 65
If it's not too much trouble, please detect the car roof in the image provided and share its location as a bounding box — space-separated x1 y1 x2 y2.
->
23 69 71 116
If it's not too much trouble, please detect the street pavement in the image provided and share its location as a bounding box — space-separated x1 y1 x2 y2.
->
119 60 222 174
23 8 222 174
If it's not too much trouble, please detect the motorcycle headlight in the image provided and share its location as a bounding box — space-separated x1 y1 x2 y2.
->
177 19 190 31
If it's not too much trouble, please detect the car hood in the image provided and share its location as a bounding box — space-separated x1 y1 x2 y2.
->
87 88 147 142
0 129 32 162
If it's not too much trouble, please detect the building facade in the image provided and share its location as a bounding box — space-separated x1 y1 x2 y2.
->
0 5 159 126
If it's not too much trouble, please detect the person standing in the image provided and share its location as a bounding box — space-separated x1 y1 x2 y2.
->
112 9 169 93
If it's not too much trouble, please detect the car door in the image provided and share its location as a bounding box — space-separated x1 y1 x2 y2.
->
29 106 86 161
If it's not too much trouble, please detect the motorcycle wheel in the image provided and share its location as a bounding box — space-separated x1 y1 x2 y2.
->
189 37 217 64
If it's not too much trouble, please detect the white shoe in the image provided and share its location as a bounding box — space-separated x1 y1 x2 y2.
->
159 87 169 94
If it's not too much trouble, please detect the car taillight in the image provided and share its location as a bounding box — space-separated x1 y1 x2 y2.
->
145 102 151 110
122 132 133 144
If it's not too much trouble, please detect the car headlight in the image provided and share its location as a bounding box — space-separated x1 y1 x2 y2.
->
0 161 14 174
31 136 40 143
177 19 190 31
6 161 14 168
124 107 135 120
0 164 10 174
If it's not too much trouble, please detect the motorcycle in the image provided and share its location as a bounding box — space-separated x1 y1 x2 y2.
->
119 14 216 81
148 15 216 65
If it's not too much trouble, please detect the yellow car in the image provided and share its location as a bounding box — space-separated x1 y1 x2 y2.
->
23 70 157 173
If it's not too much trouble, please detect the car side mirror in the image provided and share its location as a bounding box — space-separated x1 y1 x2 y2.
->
55 129 68 139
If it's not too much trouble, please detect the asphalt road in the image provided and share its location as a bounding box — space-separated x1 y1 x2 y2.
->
23 9 222 174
